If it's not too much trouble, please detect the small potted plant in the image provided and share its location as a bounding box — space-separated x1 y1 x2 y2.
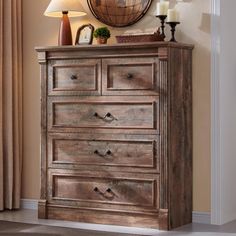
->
93 27 111 44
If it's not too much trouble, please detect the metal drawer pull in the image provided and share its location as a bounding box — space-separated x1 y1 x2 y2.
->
93 187 115 200
70 74 78 80
94 149 112 157
94 187 113 194
93 187 99 192
126 73 133 79
93 112 118 122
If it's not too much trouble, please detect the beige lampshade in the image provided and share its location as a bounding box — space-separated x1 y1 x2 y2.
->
44 0 87 17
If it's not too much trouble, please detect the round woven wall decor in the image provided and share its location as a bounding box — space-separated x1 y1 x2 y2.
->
87 0 153 27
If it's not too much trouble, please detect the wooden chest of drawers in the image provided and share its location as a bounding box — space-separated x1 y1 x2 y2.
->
36 42 193 230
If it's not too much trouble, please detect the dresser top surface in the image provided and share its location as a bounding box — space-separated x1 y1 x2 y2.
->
35 42 194 52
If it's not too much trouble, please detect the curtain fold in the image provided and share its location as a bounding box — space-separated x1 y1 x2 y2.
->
0 0 23 210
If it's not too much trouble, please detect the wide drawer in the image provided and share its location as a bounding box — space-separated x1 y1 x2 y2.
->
102 57 159 95
48 170 159 213
48 59 101 95
48 133 159 172
48 96 159 134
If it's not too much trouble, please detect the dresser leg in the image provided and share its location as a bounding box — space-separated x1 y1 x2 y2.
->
159 209 169 230
38 200 48 219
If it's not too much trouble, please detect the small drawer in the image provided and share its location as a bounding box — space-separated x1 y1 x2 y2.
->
48 59 101 95
102 57 159 95
48 96 159 134
48 133 159 172
49 170 159 212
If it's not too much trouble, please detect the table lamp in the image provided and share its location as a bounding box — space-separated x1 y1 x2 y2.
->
44 0 86 46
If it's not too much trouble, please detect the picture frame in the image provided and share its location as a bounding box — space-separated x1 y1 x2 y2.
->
75 24 94 45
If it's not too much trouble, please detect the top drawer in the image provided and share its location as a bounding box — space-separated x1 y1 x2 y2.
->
48 59 101 96
102 57 159 95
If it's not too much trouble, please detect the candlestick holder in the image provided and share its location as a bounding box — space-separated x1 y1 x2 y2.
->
166 22 180 42
156 15 167 40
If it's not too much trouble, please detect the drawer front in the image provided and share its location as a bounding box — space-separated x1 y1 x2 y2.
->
48 133 159 172
48 96 159 134
49 170 159 212
48 59 101 95
102 57 159 95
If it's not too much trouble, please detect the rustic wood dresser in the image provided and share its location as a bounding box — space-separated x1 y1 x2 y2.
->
36 42 193 230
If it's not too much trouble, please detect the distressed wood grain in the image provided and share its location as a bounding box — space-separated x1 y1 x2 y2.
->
36 42 193 230
48 96 159 133
102 57 159 95
48 59 101 96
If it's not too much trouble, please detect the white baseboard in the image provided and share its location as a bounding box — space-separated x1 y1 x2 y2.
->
20 199 211 225
192 211 211 224
20 199 38 210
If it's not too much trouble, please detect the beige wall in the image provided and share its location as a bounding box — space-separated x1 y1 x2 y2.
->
22 0 211 212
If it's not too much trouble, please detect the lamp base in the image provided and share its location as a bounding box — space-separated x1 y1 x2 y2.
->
59 11 72 46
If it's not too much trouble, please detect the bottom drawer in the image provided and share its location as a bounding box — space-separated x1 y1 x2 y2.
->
48 170 159 213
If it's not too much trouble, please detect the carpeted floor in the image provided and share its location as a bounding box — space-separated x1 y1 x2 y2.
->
0 221 137 236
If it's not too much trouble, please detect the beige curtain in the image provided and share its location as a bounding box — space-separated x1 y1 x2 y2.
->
0 0 22 210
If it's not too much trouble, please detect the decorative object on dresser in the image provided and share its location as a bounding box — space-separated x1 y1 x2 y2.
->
93 27 111 44
156 0 170 39
166 22 180 42
75 24 94 45
155 2 182 42
87 0 152 27
166 9 181 42
116 28 164 44
44 0 86 46
36 42 193 230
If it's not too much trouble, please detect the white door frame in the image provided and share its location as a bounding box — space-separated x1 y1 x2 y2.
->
211 0 221 225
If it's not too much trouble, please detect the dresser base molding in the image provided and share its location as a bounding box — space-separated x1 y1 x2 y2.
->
39 204 166 229
21 199 210 225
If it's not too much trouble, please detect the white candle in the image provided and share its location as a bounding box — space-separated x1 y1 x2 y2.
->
167 9 180 22
156 1 169 16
